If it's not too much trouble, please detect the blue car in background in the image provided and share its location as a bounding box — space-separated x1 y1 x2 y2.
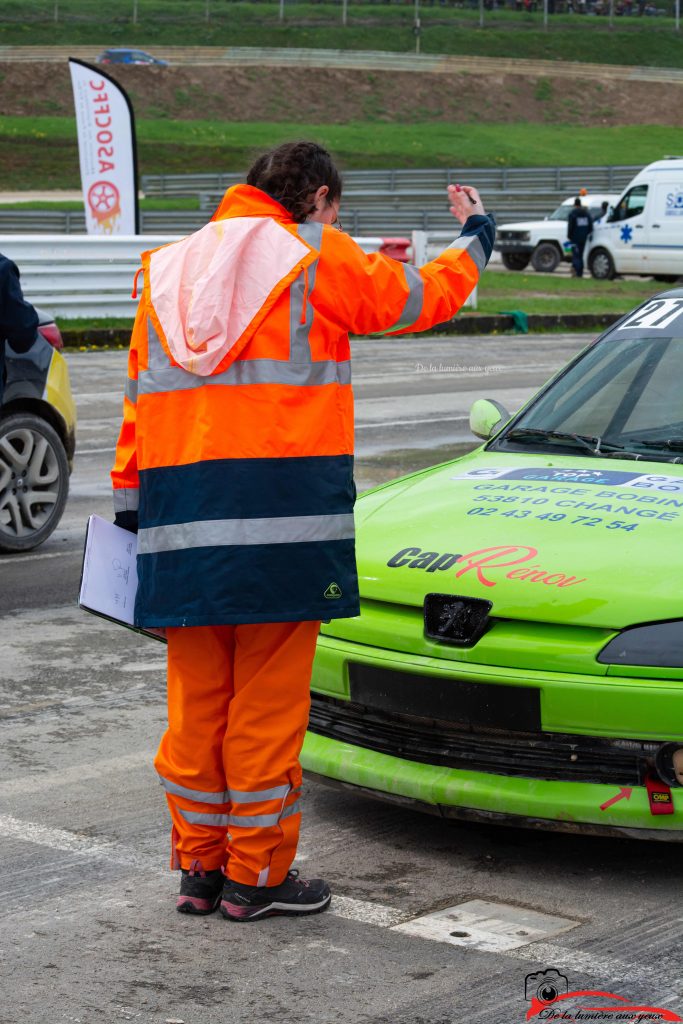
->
96 48 168 67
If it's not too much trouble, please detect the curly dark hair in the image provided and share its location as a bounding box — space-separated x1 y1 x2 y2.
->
246 141 342 223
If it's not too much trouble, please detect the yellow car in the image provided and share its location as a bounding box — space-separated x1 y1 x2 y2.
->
0 310 76 552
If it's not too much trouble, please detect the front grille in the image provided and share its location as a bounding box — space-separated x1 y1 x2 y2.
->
348 662 541 732
308 693 659 785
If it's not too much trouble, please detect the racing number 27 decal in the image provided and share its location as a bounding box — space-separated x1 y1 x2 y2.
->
620 298 683 331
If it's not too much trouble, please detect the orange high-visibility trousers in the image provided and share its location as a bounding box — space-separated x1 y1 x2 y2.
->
154 619 321 887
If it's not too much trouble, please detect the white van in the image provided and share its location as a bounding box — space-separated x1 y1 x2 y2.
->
586 158 683 281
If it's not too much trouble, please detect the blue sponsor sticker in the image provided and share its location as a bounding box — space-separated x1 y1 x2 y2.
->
451 467 683 492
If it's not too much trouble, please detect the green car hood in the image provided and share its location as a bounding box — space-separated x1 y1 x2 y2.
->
353 449 683 630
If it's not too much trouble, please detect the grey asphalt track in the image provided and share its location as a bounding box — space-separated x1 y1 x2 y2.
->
1 334 681 1024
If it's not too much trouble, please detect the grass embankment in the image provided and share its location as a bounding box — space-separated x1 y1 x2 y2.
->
56 274 666 339
2 197 201 210
3 1 683 66
473 271 661 316
3 116 683 190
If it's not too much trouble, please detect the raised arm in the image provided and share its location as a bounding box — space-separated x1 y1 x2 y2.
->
316 185 495 337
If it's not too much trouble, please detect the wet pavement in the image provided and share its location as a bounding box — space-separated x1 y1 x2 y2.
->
1 333 681 1024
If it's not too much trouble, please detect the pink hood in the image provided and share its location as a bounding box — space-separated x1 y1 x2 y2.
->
148 214 315 376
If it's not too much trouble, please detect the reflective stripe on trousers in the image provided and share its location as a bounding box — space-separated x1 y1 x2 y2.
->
154 621 320 886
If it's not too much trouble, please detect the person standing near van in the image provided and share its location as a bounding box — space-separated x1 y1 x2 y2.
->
111 141 496 923
567 197 593 278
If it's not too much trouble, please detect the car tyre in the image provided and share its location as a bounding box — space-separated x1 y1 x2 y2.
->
589 248 616 280
501 253 531 271
530 242 561 273
0 412 69 553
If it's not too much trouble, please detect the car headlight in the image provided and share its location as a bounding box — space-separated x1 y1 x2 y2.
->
655 743 683 787
597 620 683 668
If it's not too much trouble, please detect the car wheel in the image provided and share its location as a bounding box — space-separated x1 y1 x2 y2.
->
0 413 69 553
501 253 531 271
530 242 561 273
589 248 616 280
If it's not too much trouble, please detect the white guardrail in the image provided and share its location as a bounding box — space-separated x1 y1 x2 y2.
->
0 234 388 319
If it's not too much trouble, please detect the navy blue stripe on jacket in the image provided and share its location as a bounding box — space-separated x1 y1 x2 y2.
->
134 453 359 626
135 540 359 627
139 454 354 527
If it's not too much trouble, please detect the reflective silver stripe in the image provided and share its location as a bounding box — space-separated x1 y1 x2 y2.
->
112 487 139 513
297 220 324 249
124 376 138 404
372 262 424 336
290 221 323 363
147 319 167 369
159 774 229 805
178 809 230 827
178 800 301 829
226 800 302 830
229 783 292 804
138 513 354 555
449 233 487 274
397 263 425 330
138 356 350 395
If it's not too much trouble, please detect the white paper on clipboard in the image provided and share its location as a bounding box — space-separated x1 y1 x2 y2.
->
79 514 166 643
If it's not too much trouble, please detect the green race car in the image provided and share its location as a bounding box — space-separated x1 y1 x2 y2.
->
302 291 683 840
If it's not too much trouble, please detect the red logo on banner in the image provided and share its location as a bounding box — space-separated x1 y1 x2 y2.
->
87 180 121 232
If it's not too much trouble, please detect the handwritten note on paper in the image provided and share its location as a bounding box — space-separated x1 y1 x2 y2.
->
79 515 166 642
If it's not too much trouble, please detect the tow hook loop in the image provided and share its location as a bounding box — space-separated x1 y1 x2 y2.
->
645 772 674 815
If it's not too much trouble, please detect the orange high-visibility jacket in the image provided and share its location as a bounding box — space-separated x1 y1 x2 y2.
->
111 185 495 627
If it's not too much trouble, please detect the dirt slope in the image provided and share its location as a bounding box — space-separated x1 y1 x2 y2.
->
2 61 683 127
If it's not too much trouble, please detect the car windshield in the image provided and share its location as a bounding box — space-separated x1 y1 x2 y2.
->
548 206 571 221
547 203 604 222
494 333 683 462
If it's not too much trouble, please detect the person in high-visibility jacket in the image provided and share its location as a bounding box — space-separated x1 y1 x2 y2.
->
111 141 495 922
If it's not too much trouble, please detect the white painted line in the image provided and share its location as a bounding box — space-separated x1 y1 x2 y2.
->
0 813 157 871
0 752 150 797
0 808 679 1001
357 416 466 429
119 661 166 673
0 550 72 564
329 894 410 928
392 899 578 951
0 811 408 927
78 446 116 454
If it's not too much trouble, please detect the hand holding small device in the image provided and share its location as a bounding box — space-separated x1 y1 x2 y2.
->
447 183 486 223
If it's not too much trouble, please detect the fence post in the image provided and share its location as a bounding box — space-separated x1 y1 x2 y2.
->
411 230 428 267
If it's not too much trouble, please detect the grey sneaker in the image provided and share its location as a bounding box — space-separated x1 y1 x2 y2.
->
220 869 331 922
176 865 224 915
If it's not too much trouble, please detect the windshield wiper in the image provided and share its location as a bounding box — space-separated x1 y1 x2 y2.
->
629 437 683 451
504 428 626 456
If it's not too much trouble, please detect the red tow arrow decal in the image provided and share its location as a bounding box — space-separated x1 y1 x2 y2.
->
600 786 633 811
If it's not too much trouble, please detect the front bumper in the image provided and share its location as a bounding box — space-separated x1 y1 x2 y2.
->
493 241 535 255
302 636 683 838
